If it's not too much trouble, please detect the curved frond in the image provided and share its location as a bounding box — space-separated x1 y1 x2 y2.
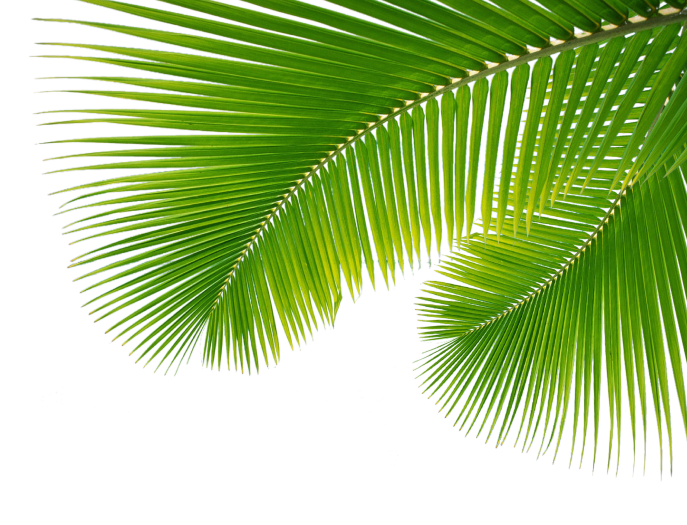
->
40 0 687 373
418 157 687 473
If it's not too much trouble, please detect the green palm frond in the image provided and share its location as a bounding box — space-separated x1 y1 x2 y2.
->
418 166 687 473
39 0 687 375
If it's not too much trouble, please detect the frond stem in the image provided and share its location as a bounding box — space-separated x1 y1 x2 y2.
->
462 184 626 337
212 7 687 309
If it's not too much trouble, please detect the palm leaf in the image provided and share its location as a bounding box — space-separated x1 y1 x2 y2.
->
39 0 687 375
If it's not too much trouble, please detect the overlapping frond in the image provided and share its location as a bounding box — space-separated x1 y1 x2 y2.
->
415 22 687 476
39 0 687 373
418 166 687 473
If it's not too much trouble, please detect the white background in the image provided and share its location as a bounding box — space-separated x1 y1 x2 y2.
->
6 0 687 525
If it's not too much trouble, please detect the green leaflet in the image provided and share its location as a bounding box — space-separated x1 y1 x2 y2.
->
513 55 551 237
413 105 431 258
441 92 456 248
466 78 488 241
529 49 574 224
482 71 507 240
496 63 529 240
455 86 471 250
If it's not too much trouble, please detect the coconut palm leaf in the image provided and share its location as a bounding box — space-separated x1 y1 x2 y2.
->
39 0 687 374
418 163 687 473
